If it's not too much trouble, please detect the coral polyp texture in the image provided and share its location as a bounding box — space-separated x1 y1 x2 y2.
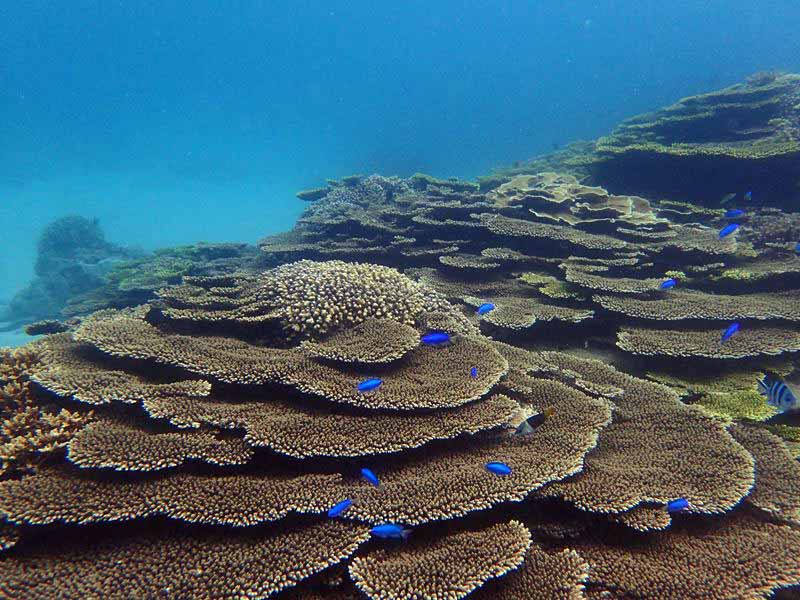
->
4 75 800 599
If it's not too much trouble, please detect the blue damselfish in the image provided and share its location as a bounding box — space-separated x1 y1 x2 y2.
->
721 322 740 342
476 303 495 315
361 468 380 487
421 331 450 345
666 498 689 513
485 462 512 476
719 223 740 238
358 378 383 392
659 278 677 289
327 499 353 518
370 524 411 540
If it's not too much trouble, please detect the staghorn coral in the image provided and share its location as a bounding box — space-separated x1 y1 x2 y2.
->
159 259 466 340
0 347 91 478
349 521 531 600
261 260 431 337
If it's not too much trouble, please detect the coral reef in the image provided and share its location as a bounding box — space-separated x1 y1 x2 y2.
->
62 242 263 318
0 252 798 598
3 74 800 598
0 347 91 478
490 73 800 207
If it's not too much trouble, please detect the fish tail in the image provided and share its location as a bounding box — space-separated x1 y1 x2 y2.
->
400 528 412 541
757 375 769 396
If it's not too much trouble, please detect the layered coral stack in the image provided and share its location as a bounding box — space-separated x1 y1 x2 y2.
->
0 257 799 599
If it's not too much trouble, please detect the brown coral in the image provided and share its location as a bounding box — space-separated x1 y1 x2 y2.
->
66 416 254 471
729 425 800 525
0 520 370 599
74 312 508 410
473 544 589 600
1 347 91 478
617 324 800 358
577 510 800 599
0 466 351 527
143 392 519 459
349 521 531 600
529 351 755 515
301 318 420 363
595 289 800 321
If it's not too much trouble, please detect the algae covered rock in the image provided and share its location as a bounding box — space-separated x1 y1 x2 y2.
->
589 73 800 204
3 216 142 323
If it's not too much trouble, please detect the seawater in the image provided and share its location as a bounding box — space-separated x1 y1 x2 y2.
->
1 0 800 345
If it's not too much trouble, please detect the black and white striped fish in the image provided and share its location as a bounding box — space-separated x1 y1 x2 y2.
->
758 373 799 412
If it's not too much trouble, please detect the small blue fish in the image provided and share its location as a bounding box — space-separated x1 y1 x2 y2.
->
724 209 744 218
721 322 740 342
795 241 800 254
421 331 451 345
485 462 512 476
361 468 380 487
470 366 478 378
327 499 353 518
659 278 677 290
370 524 411 540
666 498 689 513
758 373 799 413
744 191 752 202
476 303 495 316
358 378 383 392
719 223 740 238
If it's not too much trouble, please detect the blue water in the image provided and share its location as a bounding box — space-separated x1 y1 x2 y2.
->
1 0 799 303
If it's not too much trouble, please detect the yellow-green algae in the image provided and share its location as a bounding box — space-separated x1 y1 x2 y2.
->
646 369 784 423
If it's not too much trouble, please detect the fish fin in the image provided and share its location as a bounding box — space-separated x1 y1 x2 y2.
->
401 528 412 541
757 376 769 396
514 420 534 436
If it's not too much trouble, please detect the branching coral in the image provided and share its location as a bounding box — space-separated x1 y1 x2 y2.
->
0 347 91 478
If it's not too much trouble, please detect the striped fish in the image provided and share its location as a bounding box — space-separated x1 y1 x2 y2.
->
758 373 799 412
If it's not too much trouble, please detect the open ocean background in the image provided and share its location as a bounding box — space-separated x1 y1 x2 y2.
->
2 0 800 313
